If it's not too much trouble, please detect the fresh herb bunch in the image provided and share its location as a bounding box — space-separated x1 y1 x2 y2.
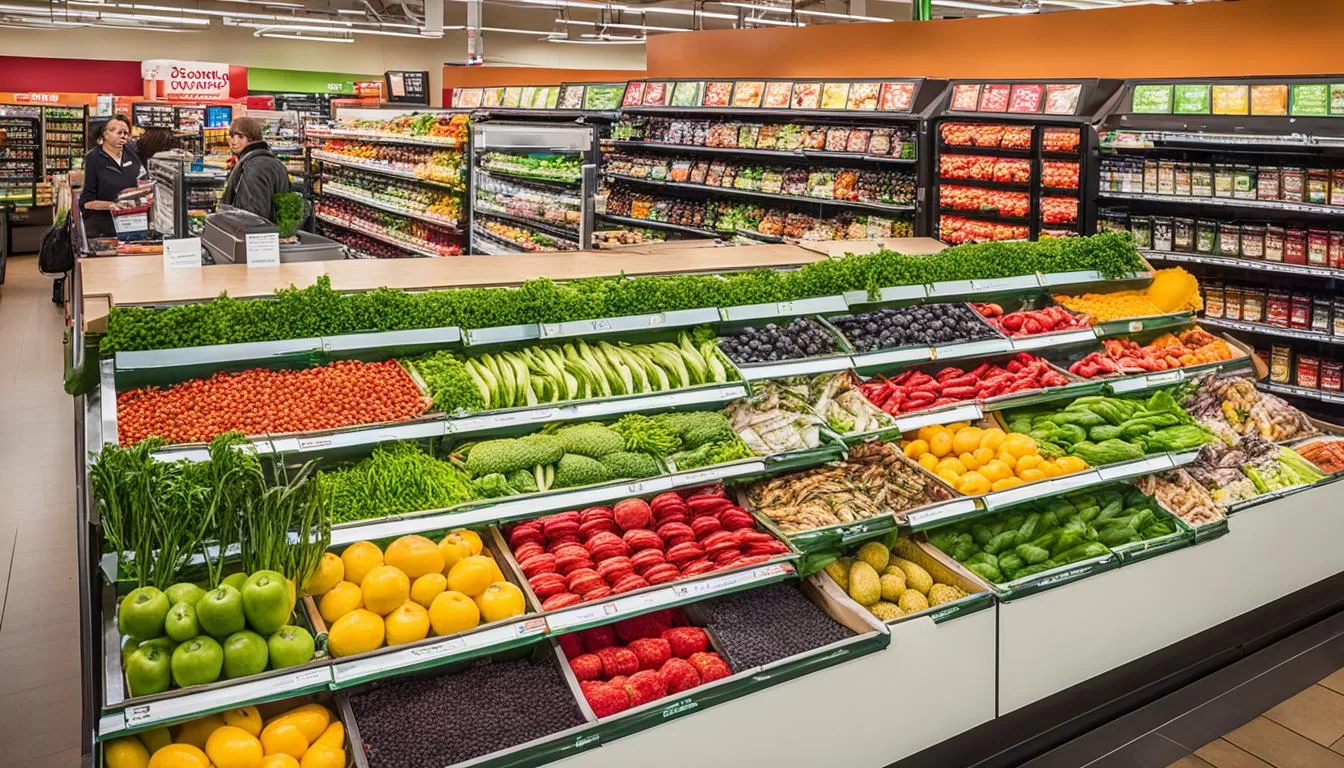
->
407 351 485 414
102 234 1143 353
272 192 306 238
317 442 479 524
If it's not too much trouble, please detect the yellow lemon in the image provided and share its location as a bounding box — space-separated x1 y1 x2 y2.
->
1015 454 1043 473
137 727 172 755
979 428 1007 451
317 581 363 625
928 431 953 458
902 439 929 459
446 556 496 598
429 590 480 636
996 449 1018 470
384 601 431 646
299 746 345 768
259 722 308 760
936 468 961 486
991 476 1024 492
361 566 411 616
972 446 996 468
104 737 151 768
223 706 263 738
327 609 385 657
917 453 939 472
951 427 983 455
935 456 967 476
945 421 971 432
475 582 526 623
451 528 484 555
174 715 226 750
1018 468 1047 483
265 704 330 744
204 725 264 768
147 744 211 768
980 459 1012 483
481 552 506 582
1057 455 1089 473
384 535 444 580
339 541 384 587
260 756 301 768
302 553 343 597
957 451 980 471
1038 460 1062 478
956 472 991 496
312 722 345 751
437 534 474 575
410 573 447 609
1001 434 1039 459
916 424 946 443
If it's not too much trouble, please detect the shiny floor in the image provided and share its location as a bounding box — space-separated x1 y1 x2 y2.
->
0 255 82 766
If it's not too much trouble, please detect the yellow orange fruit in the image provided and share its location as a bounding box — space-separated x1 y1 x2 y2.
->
265 704 329 744
956 472 991 495
447 556 496 597
946 421 971 432
475 582 526 623
972 446 996 468
104 737 150 768
313 722 345 751
384 535 444 580
317 581 363 625
361 565 411 616
936 468 961 485
339 541 384 587
302 553 343 597
958 451 980 471
223 706 263 738
979 428 1007 451
929 432 953 458
936 456 968 476
1015 454 1043 473
996 450 1018 470
429 590 480 635
298 746 345 768
174 715 226 750
918 453 939 471
1056 456 1089 473
1038 460 1062 478
951 427 983 455
1018 468 1047 483
147 744 211 768
1000 434 1039 459
384 601 431 646
980 459 1012 483
902 439 929 459
451 529 484 555
916 424 945 443
204 725 264 768
437 534 474 575
991 476 1024 491
410 573 448 608
138 727 172 755
260 756 301 768
259 722 308 760
327 609 385 657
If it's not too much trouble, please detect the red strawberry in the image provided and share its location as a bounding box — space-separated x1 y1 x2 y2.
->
579 506 615 523
629 548 666 572
596 646 640 678
662 627 709 658
569 653 605 681
656 522 696 547
649 492 684 514
595 556 635 584
541 592 582 610
612 574 650 594
623 529 664 552
657 657 700 694
508 522 544 548
567 568 604 595
613 498 653 531
579 625 617 653
664 541 705 565
583 680 630 718
690 515 722 539
557 633 584 659
556 553 596 575
579 518 619 540
624 670 668 706
688 652 731 683
529 573 568 599
642 563 682 585
552 542 590 560
518 553 558 578
627 637 672 670
513 541 545 563
615 611 674 643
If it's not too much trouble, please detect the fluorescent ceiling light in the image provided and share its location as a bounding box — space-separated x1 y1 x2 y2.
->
716 1 891 22
218 0 306 8
931 0 1038 12
334 8 368 14
241 21 440 37
261 31 354 41
67 1 421 28
553 18 690 32
547 35 645 43
0 4 210 25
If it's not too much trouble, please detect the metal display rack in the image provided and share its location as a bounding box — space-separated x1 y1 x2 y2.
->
597 77 945 242
41 104 87 177
931 78 1123 243
1096 75 1344 414
147 156 228 239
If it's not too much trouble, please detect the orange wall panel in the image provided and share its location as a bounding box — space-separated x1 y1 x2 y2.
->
646 0 1343 80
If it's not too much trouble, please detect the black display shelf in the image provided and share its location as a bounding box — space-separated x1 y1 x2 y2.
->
604 172 916 215
472 207 581 241
937 143 1033 158
937 177 1032 191
1139 248 1344 279
604 140 916 166
596 212 722 238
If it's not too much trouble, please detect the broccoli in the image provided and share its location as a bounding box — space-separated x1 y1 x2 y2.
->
472 473 517 499
465 437 564 476
599 451 661 479
553 423 625 458
552 454 614 489
506 468 539 494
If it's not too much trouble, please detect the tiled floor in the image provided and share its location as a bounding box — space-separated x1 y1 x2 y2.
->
0 256 82 767
1170 670 1344 768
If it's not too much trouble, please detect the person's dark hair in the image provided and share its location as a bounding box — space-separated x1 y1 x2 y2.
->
229 116 264 143
136 127 180 162
97 114 132 143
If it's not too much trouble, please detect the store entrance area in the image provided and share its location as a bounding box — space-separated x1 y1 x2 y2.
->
0 256 82 767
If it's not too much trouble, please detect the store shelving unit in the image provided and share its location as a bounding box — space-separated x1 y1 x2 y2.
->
307 106 469 258
598 78 944 242
1096 76 1344 414
147 156 228 239
0 107 41 208
931 78 1123 243
468 120 596 253
41 104 87 177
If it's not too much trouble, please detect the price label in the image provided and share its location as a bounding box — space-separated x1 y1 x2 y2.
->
113 211 148 234
648 313 667 327
777 301 794 314
246 232 281 267
295 437 333 452
626 477 673 496
1147 370 1184 386
162 237 201 269
1128 320 1144 333
546 602 620 631
591 319 613 332
409 637 466 659
675 461 765 487
853 346 931 368
894 403 983 434
931 339 1012 361
1012 330 1096 351
907 498 979 529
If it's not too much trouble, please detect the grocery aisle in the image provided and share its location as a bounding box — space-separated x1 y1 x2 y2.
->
0 255 82 767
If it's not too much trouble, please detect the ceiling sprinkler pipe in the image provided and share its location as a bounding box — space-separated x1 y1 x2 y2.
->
913 0 931 20
424 0 444 34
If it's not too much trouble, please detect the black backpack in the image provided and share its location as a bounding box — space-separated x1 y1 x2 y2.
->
39 217 75 277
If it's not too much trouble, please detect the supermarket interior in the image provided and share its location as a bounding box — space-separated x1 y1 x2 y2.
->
4 0 1344 766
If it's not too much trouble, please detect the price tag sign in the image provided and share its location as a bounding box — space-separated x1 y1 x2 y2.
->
113 211 148 235
162 237 201 269
246 232 281 267
546 602 620 631
906 498 979 529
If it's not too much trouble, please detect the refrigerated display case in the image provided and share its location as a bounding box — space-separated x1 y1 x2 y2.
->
147 156 228 238
931 78 1123 243
41 104 87 176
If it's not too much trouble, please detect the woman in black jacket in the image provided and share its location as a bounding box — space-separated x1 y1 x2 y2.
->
79 114 142 237
222 116 290 222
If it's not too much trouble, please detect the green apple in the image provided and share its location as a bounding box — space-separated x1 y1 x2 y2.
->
196 585 245 639
165 582 207 608
222 630 269 679
125 645 171 697
267 625 315 670
241 570 291 635
171 636 223 688
118 587 169 641
164 602 201 643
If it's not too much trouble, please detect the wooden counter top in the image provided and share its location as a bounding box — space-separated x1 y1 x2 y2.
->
78 238 946 329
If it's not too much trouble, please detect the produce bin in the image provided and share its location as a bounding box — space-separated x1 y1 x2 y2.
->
1049 325 1253 396
342 640 602 768
813 536 995 626
1102 489 1196 565
718 312 856 383
100 583 333 738
913 528 1117 601
313 528 550 690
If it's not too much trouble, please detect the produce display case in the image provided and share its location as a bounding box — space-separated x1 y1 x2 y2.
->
41 104 87 177
601 77 946 242
931 78 1123 243
308 107 470 258
0 107 41 207
1096 75 1344 418
468 121 597 254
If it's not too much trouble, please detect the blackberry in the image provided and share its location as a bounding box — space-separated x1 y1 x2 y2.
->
701 582 854 670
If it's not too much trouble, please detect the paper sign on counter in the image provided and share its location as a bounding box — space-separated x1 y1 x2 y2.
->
163 237 201 269
246 232 281 267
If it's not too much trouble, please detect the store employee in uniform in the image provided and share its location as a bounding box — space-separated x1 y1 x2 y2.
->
79 114 143 237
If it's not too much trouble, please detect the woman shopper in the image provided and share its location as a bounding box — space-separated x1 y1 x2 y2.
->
221 116 290 222
132 126 181 164
78 114 142 238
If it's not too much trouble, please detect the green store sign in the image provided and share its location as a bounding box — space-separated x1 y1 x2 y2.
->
248 67 379 96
